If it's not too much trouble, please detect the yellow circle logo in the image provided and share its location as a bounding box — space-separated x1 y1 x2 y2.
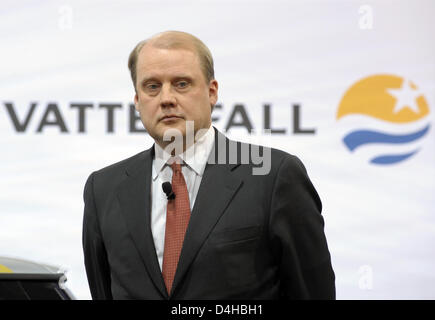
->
337 74 430 164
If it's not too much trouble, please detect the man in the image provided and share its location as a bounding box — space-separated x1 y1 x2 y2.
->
82 31 335 299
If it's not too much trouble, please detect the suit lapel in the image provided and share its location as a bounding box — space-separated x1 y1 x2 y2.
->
116 146 168 299
171 130 243 296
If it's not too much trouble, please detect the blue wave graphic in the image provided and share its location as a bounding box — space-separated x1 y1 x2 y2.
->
343 124 430 151
370 149 419 165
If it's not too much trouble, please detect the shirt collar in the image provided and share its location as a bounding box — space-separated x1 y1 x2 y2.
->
152 125 215 180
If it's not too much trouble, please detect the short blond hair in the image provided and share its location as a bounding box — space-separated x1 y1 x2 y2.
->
128 31 215 92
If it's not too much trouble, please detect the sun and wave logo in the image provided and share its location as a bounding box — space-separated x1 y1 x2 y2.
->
337 74 430 165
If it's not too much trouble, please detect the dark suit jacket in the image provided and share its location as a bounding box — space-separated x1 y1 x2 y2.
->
82 128 335 299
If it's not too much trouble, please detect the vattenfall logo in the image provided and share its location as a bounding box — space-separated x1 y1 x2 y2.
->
337 74 431 165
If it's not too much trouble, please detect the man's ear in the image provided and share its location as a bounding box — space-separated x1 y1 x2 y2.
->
134 93 139 111
209 79 218 107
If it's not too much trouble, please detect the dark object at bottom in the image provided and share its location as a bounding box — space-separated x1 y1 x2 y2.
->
0 257 74 300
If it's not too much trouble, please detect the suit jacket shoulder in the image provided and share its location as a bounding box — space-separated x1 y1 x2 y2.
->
90 147 152 187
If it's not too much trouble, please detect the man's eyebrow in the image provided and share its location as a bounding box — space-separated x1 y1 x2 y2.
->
172 74 193 80
140 74 193 84
140 76 159 84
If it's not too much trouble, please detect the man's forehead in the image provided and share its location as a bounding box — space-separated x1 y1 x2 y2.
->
138 44 198 63
136 45 201 77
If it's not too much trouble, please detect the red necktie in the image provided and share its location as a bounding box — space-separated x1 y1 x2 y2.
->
162 161 191 294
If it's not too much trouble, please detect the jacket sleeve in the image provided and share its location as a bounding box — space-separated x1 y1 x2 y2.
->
269 155 335 299
82 172 113 300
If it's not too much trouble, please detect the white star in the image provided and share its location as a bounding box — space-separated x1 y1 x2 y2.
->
387 80 422 114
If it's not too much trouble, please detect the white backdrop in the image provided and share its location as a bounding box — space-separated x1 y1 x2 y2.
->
1 0 434 299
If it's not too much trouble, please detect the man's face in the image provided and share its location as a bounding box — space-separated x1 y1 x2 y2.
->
134 45 218 149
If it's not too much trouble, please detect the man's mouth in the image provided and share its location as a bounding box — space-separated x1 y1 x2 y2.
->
160 115 183 122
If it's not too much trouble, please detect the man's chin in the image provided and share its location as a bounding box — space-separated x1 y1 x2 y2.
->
156 122 186 140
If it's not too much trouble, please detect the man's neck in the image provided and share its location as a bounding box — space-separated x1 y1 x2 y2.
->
155 126 212 156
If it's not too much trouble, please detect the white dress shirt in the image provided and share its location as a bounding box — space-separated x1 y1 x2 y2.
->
150 126 215 271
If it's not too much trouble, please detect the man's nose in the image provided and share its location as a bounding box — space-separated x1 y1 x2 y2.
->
159 83 176 108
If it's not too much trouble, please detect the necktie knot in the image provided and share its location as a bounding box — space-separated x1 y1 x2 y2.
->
171 162 182 174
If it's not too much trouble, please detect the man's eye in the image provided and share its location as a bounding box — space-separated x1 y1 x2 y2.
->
176 81 189 89
146 83 160 90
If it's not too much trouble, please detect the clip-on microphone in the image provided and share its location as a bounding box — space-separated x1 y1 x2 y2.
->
162 182 176 200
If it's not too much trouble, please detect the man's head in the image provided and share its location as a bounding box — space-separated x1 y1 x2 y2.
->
128 31 218 150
